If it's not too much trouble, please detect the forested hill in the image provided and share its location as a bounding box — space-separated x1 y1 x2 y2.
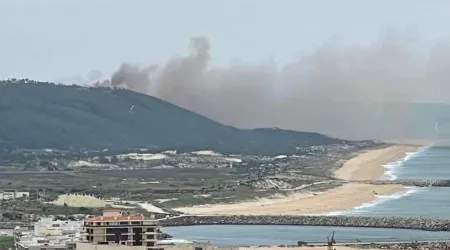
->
0 80 344 155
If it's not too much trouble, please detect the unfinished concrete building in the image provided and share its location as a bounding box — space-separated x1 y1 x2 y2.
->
83 208 161 250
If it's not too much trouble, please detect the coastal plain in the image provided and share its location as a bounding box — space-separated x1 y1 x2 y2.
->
175 144 418 215
0 139 421 219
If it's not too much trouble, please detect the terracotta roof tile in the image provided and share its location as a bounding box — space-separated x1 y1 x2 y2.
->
86 215 144 222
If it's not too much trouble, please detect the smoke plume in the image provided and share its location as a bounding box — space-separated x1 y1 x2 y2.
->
99 30 450 141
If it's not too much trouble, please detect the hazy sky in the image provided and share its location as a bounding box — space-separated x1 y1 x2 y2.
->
1 0 450 82
3 0 450 141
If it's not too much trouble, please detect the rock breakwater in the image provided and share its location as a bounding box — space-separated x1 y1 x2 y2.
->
159 215 450 231
349 241 450 249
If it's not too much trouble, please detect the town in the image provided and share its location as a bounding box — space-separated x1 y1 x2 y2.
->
10 207 234 250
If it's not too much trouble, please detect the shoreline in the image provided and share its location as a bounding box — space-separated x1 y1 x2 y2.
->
174 144 421 216
335 144 421 181
174 183 404 215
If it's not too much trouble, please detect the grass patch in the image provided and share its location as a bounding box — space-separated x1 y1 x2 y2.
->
0 236 14 249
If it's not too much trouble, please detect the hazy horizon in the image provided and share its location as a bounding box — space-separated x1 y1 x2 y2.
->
3 0 450 140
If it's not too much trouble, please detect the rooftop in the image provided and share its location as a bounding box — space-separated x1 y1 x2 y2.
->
15 218 83 249
85 215 145 222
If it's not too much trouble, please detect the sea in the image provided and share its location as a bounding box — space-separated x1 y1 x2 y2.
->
164 145 450 246
329 145 450 217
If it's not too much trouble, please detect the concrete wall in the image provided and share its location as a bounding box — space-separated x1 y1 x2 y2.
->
163 243 238 250
77 242 237 250
92 228 105 243
77 242 143 250
34 225 62 236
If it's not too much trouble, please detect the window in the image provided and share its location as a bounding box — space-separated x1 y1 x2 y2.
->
106 235 116 242
120 235 128 241
106 228 128 234
134 230 142 245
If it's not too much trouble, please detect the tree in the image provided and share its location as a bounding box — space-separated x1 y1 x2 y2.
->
78 207 91 213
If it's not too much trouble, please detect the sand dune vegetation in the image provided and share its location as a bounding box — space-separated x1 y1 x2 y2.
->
51 194 106 208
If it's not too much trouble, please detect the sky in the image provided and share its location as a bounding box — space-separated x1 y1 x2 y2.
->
2 0 450 141
1 0 449 82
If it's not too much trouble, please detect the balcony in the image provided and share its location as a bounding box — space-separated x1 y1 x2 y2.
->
144 231 159 235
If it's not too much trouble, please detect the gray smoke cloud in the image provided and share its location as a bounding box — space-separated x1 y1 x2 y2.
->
99 30 450 141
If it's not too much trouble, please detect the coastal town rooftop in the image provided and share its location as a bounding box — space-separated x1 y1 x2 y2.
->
84 207 156 224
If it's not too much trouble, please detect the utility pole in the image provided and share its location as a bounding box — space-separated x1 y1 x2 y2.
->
327 231 336 250
13 189 16 220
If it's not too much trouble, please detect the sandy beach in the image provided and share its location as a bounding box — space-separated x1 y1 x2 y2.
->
174 144 418 215
175 183 404 215
335 144 420 181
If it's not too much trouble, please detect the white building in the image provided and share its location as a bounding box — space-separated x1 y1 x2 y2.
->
0 191 29 200
33 218 83 236
13 212 234 250
14 218 83 250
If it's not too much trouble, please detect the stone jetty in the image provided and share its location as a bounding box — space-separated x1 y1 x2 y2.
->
348 241 450 249
354 179 450 187
159 215 450 231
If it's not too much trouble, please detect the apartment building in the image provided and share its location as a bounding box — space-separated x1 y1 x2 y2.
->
14 218 82 250
83 208 161 250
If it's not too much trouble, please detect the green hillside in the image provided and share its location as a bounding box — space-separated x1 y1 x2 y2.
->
0 80 342 155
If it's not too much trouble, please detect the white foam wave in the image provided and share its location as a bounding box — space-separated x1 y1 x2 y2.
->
381 146 430 180
322 146 431 217
323 186 426 216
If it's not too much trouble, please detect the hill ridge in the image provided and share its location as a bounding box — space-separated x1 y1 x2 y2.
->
0 79 343 155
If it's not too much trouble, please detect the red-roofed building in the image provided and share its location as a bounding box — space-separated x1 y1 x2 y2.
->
84 208 161 250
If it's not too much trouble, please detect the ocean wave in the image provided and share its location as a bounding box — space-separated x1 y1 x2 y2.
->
324 186 426 216
382 146 430 180
323 146 432 216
